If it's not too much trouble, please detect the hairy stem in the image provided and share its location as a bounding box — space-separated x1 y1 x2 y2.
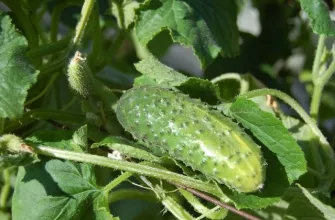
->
310 84 324 121
102 172 133 194
312 35 326 80
108 189 157 203
26 37 70 58
71 0 96 49
88 3 103 68
242 89 327 144
34 146 220 196
310 35 335 121
211 73 249 94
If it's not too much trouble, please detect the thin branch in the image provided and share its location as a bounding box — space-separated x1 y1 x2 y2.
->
172 183 261 220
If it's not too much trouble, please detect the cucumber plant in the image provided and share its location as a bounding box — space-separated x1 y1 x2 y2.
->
0 0 335 220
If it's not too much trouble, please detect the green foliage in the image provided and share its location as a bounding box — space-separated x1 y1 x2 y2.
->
12 130 118 220
135 0 239 67
134 54 188 87
0 13 38 119
0 0 335 219
299 0 335 36
230 97 307 183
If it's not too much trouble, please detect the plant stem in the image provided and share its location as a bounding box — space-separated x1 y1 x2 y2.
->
25 73 60 106
241 88 335 190
34 146 220 196
39 55 67 77
161 193 194 220
174 183 260 220
61 96 77 111
310 56 335 120
116 0 126 30
211 73 249 94
102 172 133 194
320 57 335 84
26 37 70 58
95 30 127 72
50 3 64 42
308 167 324 178
31 5 49 45
312 35 326 80
0 169 11 210
310 83 323 120
242 89 327 144
71 0 96 49
139 176 195 220
108 189 157 203
310 57 335 120
310 35 335 121
88 4 103 68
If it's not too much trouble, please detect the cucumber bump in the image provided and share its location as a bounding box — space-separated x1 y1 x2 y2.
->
116 86 265 193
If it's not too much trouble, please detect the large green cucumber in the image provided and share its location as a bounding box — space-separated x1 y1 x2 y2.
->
116 86 265 192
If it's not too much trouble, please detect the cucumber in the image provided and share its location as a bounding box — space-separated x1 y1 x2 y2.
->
116 86 265 193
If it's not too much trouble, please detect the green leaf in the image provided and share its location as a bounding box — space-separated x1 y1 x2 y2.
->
13 130 116 220
0 13 38 119
25 130 75 150
111 0 140 29
177 78 221 104
71 125 88 152
299 185 335 220
134 54 188 87
91 136 161 162
282 116 324 188
133 75 157 86
132 29 173 60
135 0 239 67
285 185 335 220
230 97 307 183
298 0 335 36
12 159 111 220
134 55 221 103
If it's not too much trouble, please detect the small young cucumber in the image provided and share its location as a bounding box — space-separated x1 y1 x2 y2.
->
116 86 265 193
